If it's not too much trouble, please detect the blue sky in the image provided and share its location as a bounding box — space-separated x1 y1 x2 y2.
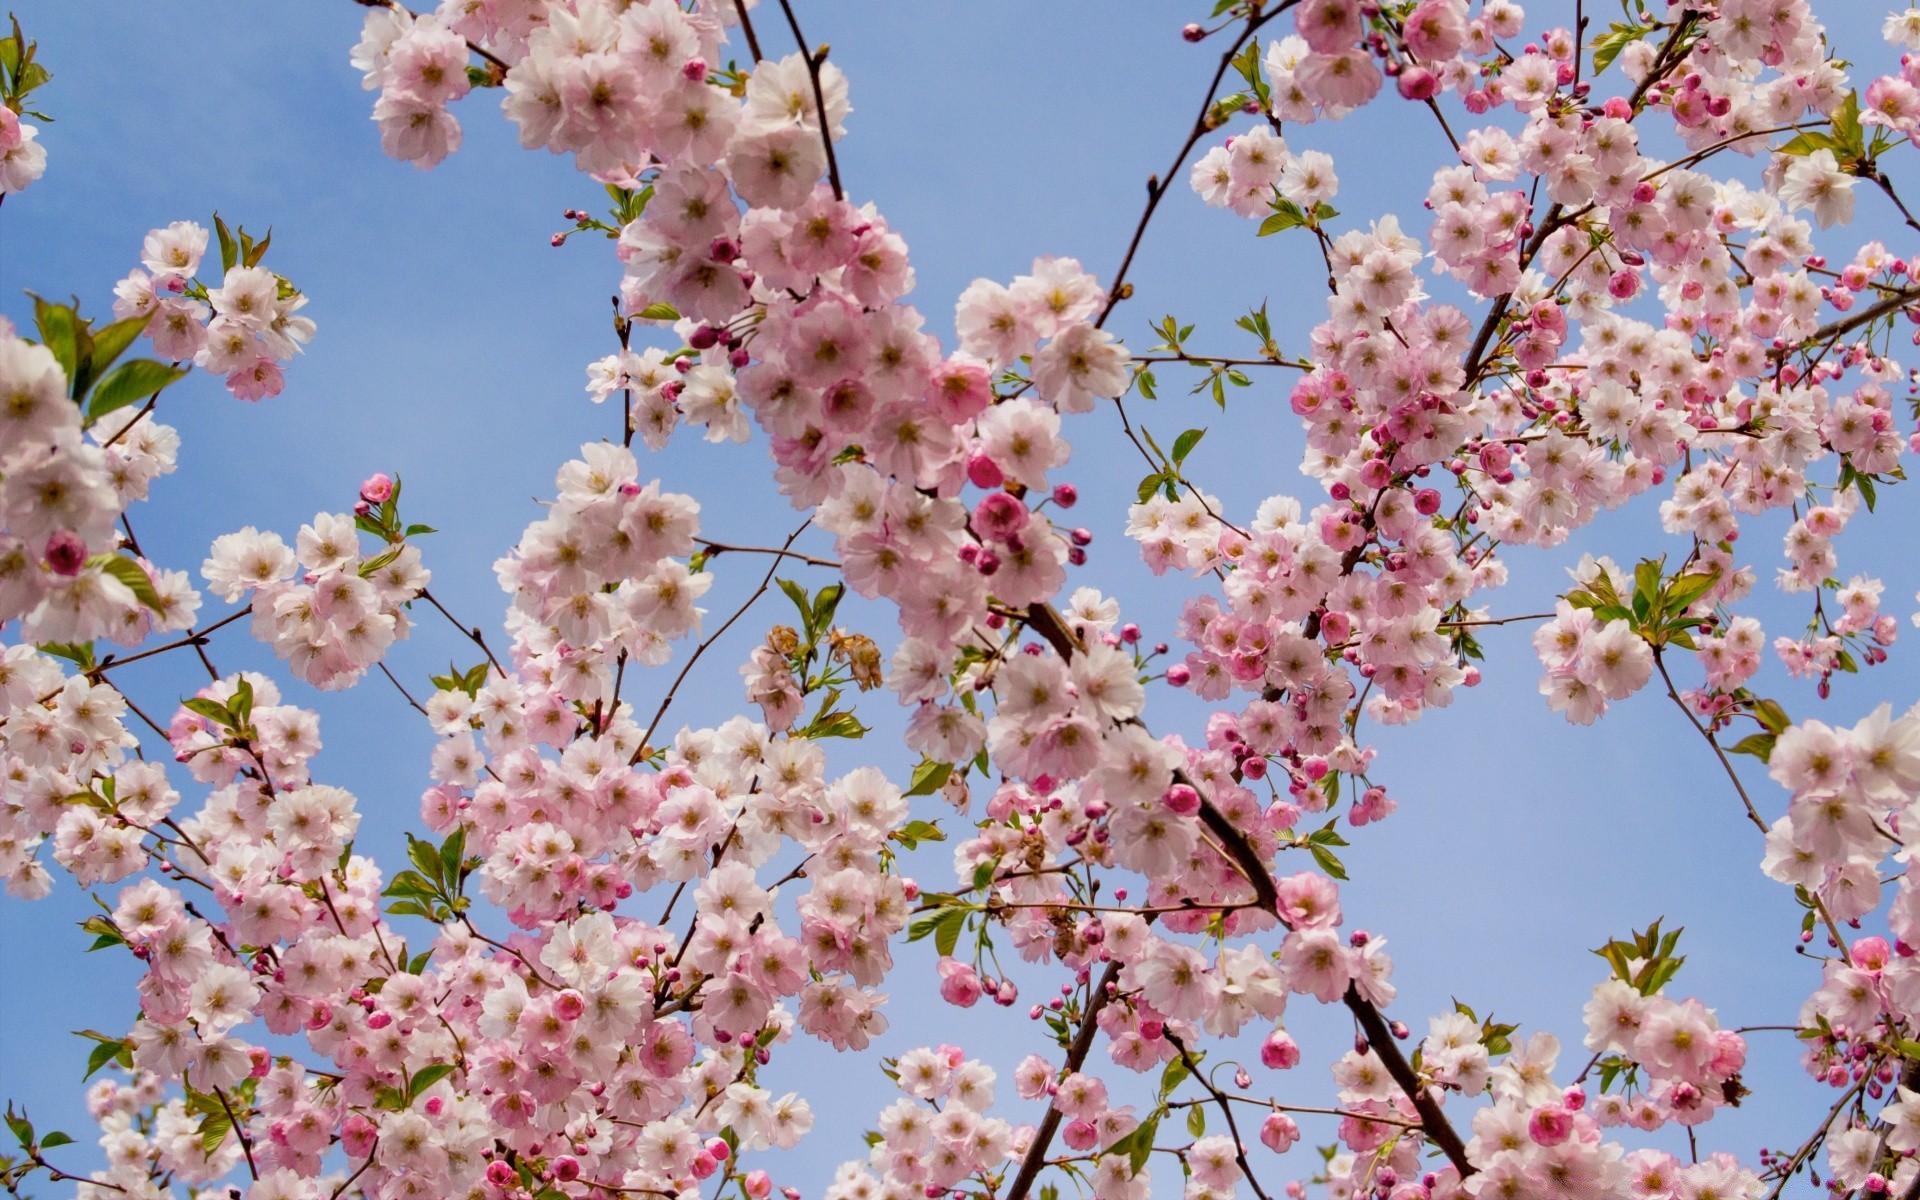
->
3 1 1919 1194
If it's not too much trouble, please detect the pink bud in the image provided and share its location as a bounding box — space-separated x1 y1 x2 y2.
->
1260 1112 1300 1152
1162 784 1201 816
43 530 87 576
1261 1029 1301 1069
1397 66 1439 101
359 472 395 504
744 1171 774 1199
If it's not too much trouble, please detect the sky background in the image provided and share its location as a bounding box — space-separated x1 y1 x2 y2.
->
2 3 1918 1196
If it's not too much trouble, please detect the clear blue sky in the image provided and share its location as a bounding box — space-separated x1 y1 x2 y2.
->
2 2 1916 1194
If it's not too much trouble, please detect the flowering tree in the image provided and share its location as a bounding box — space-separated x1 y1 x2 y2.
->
7 0 1920 1198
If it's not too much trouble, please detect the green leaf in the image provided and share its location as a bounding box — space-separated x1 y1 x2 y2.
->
906 760 953 797
73 314 152 399
87 554 165 613
906 906 968 957
1129 1115 1159 1174
87 359 186 423
971 856 998 893
80 1029 127 1075
37 641 96 670
79 915 124 952
30 294 78 383
812 582 845 632
439 827 467 891
777 578 813 638
890 820 946 850
1831 91 1865 160
1778 131 1842 157
1186 1105 1206 1137
1308 842 1348 881
213 214 239 274
803 709 868 740
37 1131 72 1150
409 1063 456 1099
1590 22 1650 76
1728 733 1776 762
1158 1054 1192 1098
1257 199 1309 237
242 229 272 269
5 1106 32 1150
1661 570 1718 614
199 1112 232 1156
1631 559 1662 622
181 696 234 727
637 302 680 322
1171 427 1206 466
1752 698 1792 735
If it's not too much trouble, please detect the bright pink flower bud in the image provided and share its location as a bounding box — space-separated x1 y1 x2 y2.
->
554 989 586 1021
973 491 1029 541
967 452 1005 489
1528 1103 1574 1146
43 530 87 576
1260 1112 1300 1152
1063 1117 1099 1150
487 1161 516 1186
1261 1029 1301 1069
744 1171 774 1199
1397 66 1439 100
1162 783 1201 816
706 1137 731 1161
689 1151 718 1179
359 472 395 504
339 1113 375 1159
937 957 984 1007
553 1156 581 1182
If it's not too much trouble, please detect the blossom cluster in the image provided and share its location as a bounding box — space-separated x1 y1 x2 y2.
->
12 2 1920 1200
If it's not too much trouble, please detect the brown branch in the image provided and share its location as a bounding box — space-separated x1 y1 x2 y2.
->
1164 1030 1273 1200
1004 960 1123 1200
1342 985 1473 1176
773 0 842 201
1092 2 1296 331
635 518 811 758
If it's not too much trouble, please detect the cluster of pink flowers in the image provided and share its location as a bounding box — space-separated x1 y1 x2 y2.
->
111 220 316 401
16 2 1920 1200
203 509 427 691
0 328 194 646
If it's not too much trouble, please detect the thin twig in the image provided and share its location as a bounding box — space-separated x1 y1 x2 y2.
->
773 0 842 201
